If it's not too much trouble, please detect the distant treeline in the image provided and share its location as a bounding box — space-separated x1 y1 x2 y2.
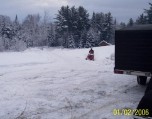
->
0 3 151 51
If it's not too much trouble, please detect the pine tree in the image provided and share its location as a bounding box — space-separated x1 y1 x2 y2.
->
68 34 75 48
77 6 90 32
114 18 117 26
92 12 105 42
55 6 71 48
127 18 134 26
0 16 13 50
55 6 71 34
85 30 95 48
55 6 90 48
144 3 152 24
78 39 83 48
70 6 79 33
91 12 96 30
70 6 79 46
78 29 87 48
95 12 105 33
10 15 19 50
136 14 147 24
90 12 100 45
104 12 114 43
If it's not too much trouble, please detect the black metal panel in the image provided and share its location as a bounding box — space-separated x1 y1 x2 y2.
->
115 30 152 72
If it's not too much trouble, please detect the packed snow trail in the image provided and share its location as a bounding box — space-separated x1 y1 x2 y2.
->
0 46 146 119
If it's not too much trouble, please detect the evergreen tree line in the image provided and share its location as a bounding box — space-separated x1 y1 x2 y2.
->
121 3 152 27
0 3 152 51
55 6 115 48
0 6 115 51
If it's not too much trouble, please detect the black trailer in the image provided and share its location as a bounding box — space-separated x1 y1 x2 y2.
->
114 24 152 85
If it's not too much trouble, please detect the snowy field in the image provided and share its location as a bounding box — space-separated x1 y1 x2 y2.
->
0 46 146 119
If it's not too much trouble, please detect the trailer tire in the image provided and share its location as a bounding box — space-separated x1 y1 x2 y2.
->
137 76 147 85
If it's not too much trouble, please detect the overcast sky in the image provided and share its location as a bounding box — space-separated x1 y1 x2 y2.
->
0 0 151 23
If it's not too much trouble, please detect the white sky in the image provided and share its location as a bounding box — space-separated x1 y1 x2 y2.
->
0 0 151 23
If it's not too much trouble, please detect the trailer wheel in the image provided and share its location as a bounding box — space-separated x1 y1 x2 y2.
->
137 76 147 85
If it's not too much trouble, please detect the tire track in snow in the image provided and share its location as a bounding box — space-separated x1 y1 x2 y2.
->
75 96 139 119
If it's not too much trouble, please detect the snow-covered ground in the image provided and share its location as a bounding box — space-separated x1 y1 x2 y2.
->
0 46 146 119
